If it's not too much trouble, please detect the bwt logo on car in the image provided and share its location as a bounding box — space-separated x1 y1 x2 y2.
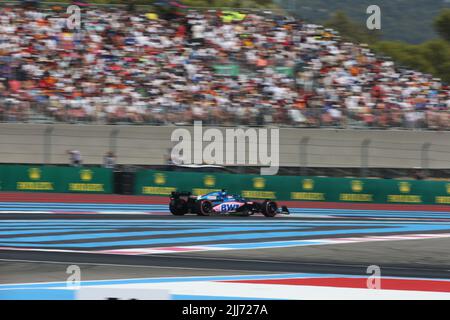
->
217 203 242 212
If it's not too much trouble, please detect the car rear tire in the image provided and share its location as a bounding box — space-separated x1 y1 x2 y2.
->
169 198 187 216
198 200 213 216
262 200 277 217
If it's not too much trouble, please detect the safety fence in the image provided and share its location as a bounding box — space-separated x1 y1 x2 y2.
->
2 124 450 170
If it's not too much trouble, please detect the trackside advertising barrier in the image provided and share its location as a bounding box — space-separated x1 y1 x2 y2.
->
0 165 113 193
0 165 5 191
134 170 450 205
1 166 449 204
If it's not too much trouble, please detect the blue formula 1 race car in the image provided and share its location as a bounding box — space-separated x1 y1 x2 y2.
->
169 190 290 217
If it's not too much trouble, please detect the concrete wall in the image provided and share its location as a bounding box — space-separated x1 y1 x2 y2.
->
0 123 449 169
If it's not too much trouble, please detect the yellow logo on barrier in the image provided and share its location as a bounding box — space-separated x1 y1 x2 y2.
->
447 183 450 194
399 182 411 193
28 168 41 180
351 180 363 192
253 177 265 189
80 170 93 181
204 175 216 187
302 179 314 190
19 167 53 191
154 173 166 185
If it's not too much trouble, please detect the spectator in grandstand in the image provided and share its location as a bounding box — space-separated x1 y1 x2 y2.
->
0 4 447 130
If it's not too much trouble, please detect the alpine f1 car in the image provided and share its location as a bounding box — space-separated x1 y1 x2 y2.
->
169 190 290 217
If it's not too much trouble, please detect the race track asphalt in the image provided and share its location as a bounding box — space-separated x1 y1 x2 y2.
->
1 212 450 284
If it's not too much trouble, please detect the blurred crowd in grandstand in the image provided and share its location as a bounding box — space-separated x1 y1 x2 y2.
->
0 4 449 129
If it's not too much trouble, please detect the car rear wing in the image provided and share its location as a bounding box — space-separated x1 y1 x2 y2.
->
170 191 193 198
